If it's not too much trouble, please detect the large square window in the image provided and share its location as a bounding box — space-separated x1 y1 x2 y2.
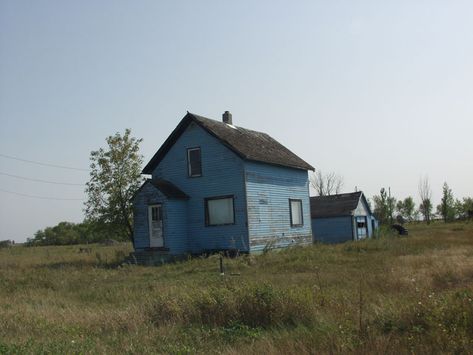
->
289 199 303 227
205 196 235 226
187 147 202 177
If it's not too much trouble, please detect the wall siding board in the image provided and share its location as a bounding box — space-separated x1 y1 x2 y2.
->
312 216 354 244
164 199 188 254
151 122 249 253
244 161 312 252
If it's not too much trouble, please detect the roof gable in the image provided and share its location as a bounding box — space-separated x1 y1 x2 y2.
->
310 191 372 218
142 112 314 174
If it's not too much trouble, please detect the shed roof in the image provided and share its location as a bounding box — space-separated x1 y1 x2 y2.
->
310 191 370 218
142 112 314 174
136 179 189 200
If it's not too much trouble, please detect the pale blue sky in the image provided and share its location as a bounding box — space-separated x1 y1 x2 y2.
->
1 1 472 242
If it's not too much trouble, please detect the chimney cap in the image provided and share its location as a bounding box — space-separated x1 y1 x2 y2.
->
222 110 233 125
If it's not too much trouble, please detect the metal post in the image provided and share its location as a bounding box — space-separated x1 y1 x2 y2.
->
219 255 224 275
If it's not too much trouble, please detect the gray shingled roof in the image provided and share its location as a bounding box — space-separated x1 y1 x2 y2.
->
134 179 189 200
310 192 364 218
142 112 314 174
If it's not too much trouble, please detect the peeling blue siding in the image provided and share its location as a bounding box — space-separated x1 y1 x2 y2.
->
151 122 249 253
245 162 312 252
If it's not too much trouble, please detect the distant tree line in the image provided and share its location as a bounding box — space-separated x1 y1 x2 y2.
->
372 177 473 225
25 220 129 246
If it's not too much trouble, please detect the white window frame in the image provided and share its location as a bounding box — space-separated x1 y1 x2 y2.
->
289 199 303 227
289 198 304 227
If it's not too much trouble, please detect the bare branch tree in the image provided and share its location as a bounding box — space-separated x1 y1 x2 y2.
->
310 170 344 196
418 176 433 224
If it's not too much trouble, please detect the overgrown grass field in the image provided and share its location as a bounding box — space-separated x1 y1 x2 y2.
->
2 222 473 354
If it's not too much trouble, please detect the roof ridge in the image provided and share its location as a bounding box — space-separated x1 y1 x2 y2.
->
311 191 362 199
188 112 271 136
143 112 314 173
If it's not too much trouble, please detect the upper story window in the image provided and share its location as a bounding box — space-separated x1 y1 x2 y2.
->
187 147 202 177
289 199 303 227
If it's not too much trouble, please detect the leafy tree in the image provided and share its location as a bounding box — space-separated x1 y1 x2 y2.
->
457 197 473 219
27 222 81 246
454 199 464 219
418 176 433 224
436 182 456 223
418 199 433 224
373 188 396 225
84 129 143 243
396 196 416 222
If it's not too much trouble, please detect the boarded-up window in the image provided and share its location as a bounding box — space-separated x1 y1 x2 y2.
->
205 196 234 226
187 147 202 177
290 199 303 226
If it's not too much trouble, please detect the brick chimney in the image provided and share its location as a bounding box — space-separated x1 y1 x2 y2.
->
222 111 232 125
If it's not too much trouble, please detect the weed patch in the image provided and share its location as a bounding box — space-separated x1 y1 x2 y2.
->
148 283 316 328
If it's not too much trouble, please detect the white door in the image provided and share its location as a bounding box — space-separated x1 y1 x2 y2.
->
148 205 163 247
356 216 367 240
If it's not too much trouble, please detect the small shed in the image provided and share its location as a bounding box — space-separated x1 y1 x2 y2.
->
310 191 376 243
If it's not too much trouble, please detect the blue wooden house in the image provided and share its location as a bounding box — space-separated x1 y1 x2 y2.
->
132 111 314 262
310 191 377 243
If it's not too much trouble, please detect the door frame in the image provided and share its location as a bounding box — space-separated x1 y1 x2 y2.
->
148 204 164 248
355 216 368 240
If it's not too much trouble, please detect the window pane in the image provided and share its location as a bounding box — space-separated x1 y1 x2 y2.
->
151 206 162 221
208 198 234 225
152 207 157 221
291 200 303 225
188 148 202 176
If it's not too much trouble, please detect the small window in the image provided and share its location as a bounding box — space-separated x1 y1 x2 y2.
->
187 147 202 177
151 206 162 222
205 196 235 226
289 199 303 227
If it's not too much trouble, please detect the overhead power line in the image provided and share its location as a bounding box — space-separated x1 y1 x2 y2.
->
0 188 84 201
0 171 85 186
0 153 89 172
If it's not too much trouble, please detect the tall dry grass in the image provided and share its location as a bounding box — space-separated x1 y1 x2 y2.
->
1 222 473 353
